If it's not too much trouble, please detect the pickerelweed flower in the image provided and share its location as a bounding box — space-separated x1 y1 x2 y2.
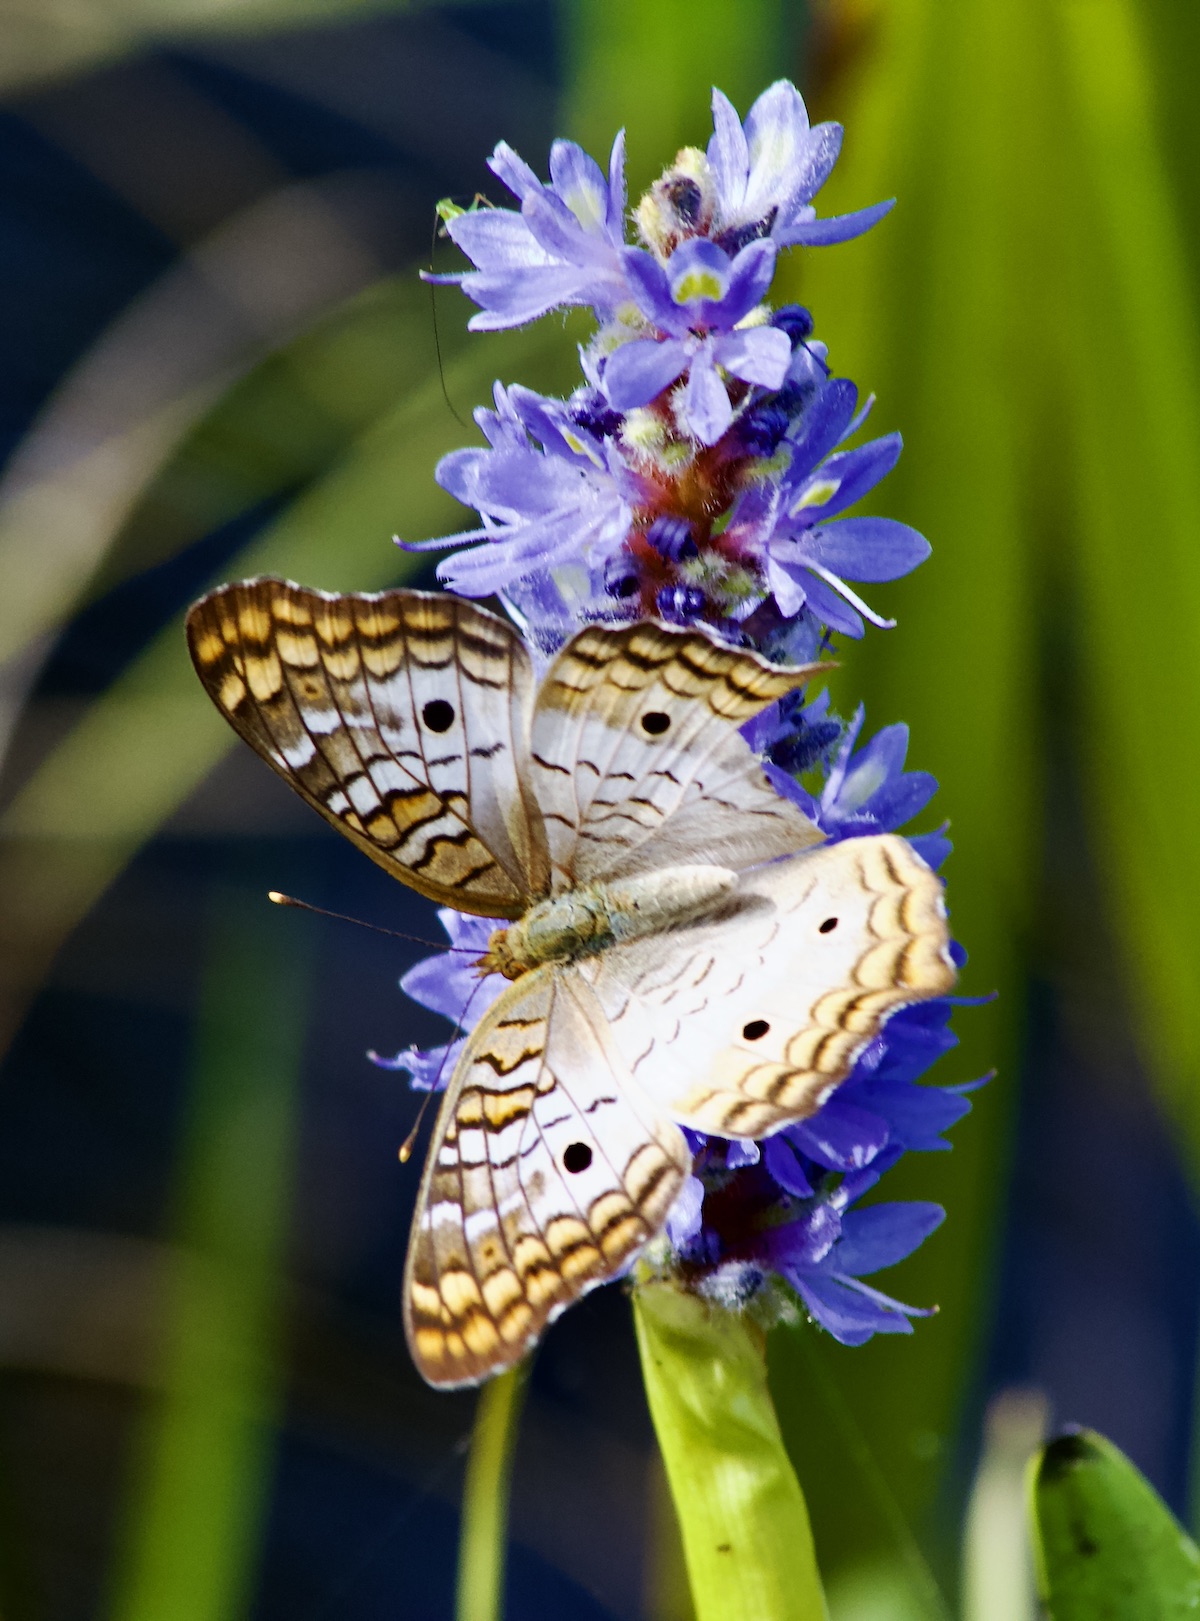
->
381 79 970 1349
406 83 926 648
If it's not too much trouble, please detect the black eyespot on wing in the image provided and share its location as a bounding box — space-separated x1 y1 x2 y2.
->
641 711 670 735
819 917 838 934
422 698 456 733
742 1019 770 1042
563 1141 593 1174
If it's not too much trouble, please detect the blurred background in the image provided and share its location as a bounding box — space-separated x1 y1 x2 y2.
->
1 0 1199 1616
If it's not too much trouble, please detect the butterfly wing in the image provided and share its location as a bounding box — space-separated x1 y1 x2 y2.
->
582 834 957 1138
529 620 826 890
404 966 690 1388
187 578 549 916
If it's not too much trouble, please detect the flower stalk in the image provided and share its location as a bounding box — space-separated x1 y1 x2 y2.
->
455 1366 528 1621
634 1280 828 1621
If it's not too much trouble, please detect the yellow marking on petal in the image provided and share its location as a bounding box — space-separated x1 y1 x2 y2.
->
794 478 840 510
674 268 725 303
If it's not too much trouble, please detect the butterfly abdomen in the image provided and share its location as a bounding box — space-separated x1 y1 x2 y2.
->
480 866 738 979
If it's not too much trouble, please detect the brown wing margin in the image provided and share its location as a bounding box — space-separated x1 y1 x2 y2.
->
186 577 549 916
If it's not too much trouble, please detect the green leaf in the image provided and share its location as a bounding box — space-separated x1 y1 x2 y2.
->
1030 1429 1200 1618
769 0 1042 1579
634 1283 829 1621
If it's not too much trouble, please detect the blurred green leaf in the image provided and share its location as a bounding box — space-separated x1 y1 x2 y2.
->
634 1283 829 1621
1048 0 1200 1166
1030 1429 1200 1618
770 0 1043 1580
0 0 496 98
562 0 796 192
106 885 312 1621
764 0 1200 1577
0 273 467 671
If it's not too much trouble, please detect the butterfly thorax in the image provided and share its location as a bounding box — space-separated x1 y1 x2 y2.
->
479 865 739 981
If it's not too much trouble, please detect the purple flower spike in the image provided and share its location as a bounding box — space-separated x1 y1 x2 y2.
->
387 87 969 1353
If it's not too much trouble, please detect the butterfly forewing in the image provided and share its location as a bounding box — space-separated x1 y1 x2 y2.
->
585 834 956 1138
530 621 825 889
187 579 549 916
404 968 690 1388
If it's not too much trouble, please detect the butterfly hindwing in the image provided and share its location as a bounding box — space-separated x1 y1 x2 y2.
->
186 579 549 916
529 621 825 890
404 967 690 1388
584 834 956 1138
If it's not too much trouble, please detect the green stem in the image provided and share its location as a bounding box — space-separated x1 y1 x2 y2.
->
455 1366 528 1621
634 1281 829 1621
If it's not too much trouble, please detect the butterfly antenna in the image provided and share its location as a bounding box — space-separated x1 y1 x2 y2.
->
266 891 476 952
397 974 488 1163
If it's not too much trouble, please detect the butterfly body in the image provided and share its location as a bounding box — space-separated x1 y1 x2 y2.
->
480 864 739 978
188 578 956 1386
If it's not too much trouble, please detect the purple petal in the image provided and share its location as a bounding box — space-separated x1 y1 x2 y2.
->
726 1140 761 1169
621 246 689 334
438 499 630 596
806 517 931 582
401 948 502 1025
369 1038 465 1092
521 190 612 268
763 1202 841 1269
681 344 733 444
447 208 549 271
437 445 588 520
787 379 860 475
741 81 812 222
836 773 939 832
666 1175 705 1248
910 830 953 869
803 434 902 519
856 1079 971 1149
789 1099 889 1170
603 337 691 410
779 565 865 637
459 266 603 330
840 721 909 795
833 1201 944 1275
713 326 791 390
488 140 542 203
708 87 750 212
783 122 843 211
763 1134 814 1196
780 197 896 247
789 1272 913 1344
606 130 627 239
438 909 497 952
548 139 610 234
761 760 820 819
765 551 808 619
715 238 778 326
